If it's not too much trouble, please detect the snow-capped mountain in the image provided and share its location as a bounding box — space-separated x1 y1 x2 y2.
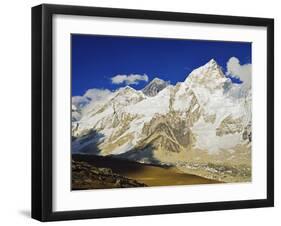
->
72 59 252 182
142 77 169 97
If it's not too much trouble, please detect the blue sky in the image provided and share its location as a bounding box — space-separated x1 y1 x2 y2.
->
72 34 251 96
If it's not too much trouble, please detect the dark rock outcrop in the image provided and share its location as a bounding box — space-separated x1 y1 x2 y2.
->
72 160 147 190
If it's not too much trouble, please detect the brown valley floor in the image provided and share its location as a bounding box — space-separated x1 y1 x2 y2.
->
72 154 219 190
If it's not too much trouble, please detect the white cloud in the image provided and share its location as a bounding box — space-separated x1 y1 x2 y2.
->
72 88 112 109
111 74 149 85
226 57 252 89
84 88 112 100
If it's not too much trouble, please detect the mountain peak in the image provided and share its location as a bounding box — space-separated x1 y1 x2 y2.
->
119 85 136 92
204 58 220 69
124 85 135 90
150 77 165 83
114 86 139 97
142 77 169 97
208 58 217 64
184 59 226 88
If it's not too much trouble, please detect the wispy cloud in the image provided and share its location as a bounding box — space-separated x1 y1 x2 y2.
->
111 74 149 85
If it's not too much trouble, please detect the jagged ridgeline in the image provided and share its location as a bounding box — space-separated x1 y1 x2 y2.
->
72 59 251 183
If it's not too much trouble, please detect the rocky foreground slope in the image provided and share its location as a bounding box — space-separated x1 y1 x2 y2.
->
72 159 147 190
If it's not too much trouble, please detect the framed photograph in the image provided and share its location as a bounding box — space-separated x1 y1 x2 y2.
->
32 4 274 221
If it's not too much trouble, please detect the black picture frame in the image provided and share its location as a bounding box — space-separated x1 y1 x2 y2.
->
32 3 274 222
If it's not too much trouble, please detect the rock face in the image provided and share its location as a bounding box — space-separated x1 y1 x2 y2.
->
71 59 252 182
142 77 169 97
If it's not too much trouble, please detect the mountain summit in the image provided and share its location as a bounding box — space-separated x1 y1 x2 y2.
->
142 77 169 97
185 59 228 90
